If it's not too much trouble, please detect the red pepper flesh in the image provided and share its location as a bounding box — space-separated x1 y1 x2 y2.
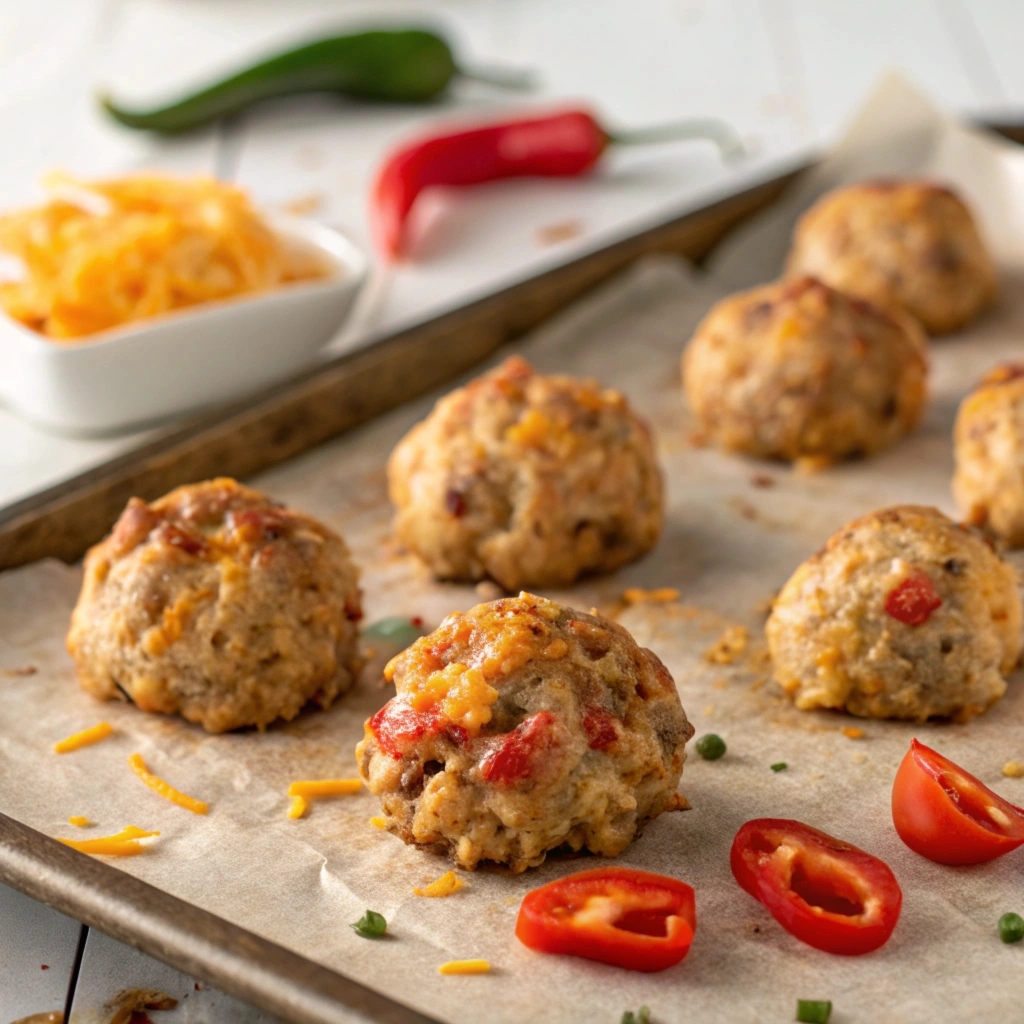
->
480 710 556 784
372 109 607 258
515 867 696 972
884 572 942 626
731 818 902 956
369 698 466 759
892 739 1024 864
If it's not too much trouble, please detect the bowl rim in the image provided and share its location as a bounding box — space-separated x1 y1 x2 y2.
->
0 213 369 356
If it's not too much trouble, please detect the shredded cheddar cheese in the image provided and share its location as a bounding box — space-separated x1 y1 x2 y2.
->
58 825 158 856
67 816 90 828
1003 761 1024 778
287 779 362 799
407 662 499 735
288 796 308 819
128 753 209 815
414 871 464 898
622 587 681 605
53 721 113 754
0 172 328 340
842 727 866 740
369 816 387 829
438 959 490 976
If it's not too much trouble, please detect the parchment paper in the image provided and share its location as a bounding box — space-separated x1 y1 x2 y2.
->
4 76 1024 1024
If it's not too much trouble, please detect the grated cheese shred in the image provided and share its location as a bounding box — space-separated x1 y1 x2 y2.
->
58 824 158 856
414 871 464 898
128 753 208 814
287 779 362 799
67 816 90 828
53 721 113 754
438 959 491 976
287 796 308 820
369 816 387 830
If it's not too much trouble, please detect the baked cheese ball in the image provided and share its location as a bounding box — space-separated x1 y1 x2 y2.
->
767 505 1021 722
953 364 1024 546
67 478 363 732
682 276 927 463
356 593 693 872
785 180 996 335
388 356 663 590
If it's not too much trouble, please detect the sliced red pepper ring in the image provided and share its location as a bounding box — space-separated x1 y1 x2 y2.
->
731 818 902 956
515 867 696 972
891 739 1024 865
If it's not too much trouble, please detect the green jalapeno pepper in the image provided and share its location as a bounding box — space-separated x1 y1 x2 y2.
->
100 28 532 134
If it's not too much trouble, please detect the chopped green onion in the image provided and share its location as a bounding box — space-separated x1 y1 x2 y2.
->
796 999 832 1023
999 912 1024 943
696 733 726 760
351 909 388 939
621 1008 651 1024
771 762 788 772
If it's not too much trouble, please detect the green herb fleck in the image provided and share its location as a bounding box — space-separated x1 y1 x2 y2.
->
696 733 726 760
621 1008 651 1024
351 909 387 939
999 912 1024 944
362 616 427 650
796 999 832 1024
771 762 788 772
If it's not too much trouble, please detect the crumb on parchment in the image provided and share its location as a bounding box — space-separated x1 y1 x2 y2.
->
704 626 749 664
1003 761 1024 778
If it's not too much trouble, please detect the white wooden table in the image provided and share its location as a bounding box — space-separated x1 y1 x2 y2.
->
1 1 1022 1019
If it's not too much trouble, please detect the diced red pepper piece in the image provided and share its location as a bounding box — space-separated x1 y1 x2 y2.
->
884 572 942 626
369 699 465 759
157 522 207 557
582 706 619 751
515 867 696 972
730 818 902 955
480 711 555 784
228 507 290 542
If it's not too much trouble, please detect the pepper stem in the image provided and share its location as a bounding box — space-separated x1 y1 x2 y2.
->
456 64 537 91
607 118 745 162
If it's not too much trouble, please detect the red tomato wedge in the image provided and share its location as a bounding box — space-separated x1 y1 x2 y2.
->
891 739 1024 865
731 818 902 956
515 867 696 972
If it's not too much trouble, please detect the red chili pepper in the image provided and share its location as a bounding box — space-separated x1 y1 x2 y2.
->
730 818 902 956
884 571 942 625
371 108 741 258
480 710 556 784
515 867 696 972
892 739 1024 865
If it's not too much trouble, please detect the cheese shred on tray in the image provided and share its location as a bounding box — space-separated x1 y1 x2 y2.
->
58 825 158 857
287 779 362 798
437 960 491 976
128 753 209 815
0 172 328 340
414 871 464 898
53 721 113 754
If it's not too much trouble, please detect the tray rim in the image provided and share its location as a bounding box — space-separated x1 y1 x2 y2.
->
3 117 1023 1022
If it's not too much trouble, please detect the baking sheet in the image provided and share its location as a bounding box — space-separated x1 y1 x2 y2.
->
3 76 1024 1023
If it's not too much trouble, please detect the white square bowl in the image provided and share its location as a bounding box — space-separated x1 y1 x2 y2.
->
0 216 368 435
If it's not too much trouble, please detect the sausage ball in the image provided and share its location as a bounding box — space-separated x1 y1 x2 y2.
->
785 180 996 335
356 593 693 872
767 505 1021 722
682 276 927 463
388 356 663 591
953 364 1024 546
67 478 363 733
